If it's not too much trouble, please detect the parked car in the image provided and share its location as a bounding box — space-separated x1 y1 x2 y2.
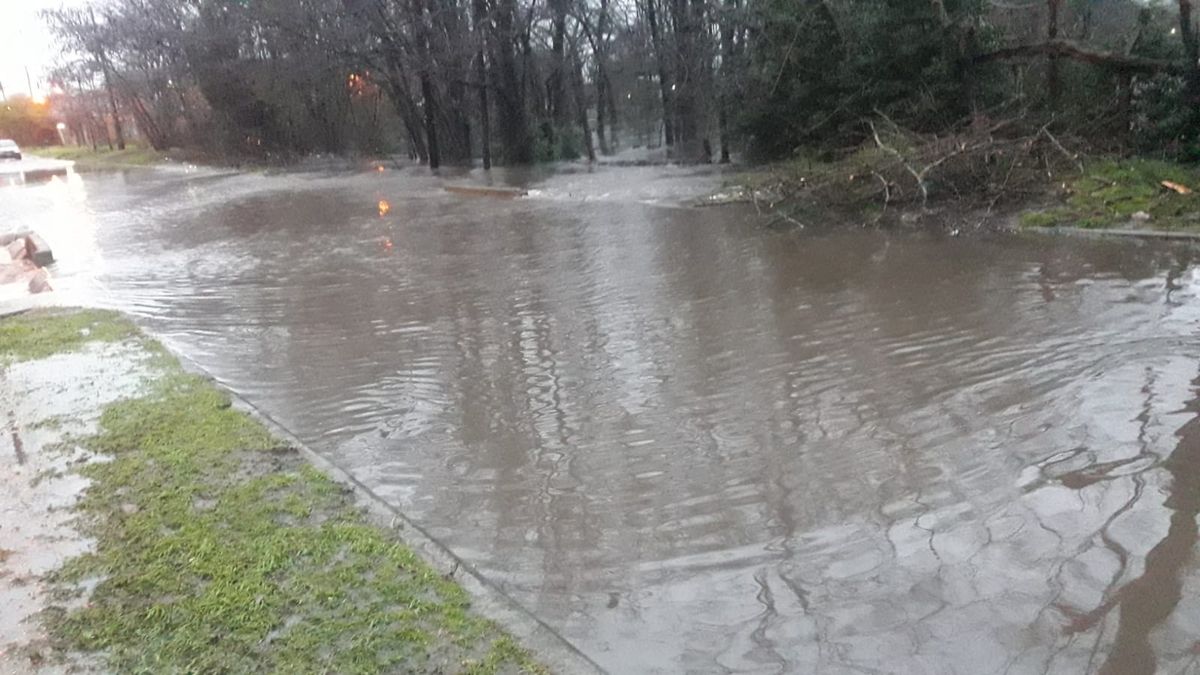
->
0 140 21 160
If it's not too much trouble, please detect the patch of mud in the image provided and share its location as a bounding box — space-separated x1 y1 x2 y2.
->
0 342 153 673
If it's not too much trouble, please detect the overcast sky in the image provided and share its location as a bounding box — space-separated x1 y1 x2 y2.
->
0 0 83 100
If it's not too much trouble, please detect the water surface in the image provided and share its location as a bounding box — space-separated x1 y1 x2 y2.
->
5 164 1200 673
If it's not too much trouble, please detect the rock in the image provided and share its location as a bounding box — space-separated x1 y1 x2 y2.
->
6 239 26 261
0 260 35 284
24 233 53 266
1131 211 1152 222
27 269 52 295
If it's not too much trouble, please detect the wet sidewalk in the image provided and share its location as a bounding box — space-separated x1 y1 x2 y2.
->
1 338 150 673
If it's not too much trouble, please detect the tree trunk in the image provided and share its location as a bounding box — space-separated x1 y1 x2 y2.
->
1180 0 1200 112
421 76 441 169
930 0 950 28
975 40 1181 75
605 66 620 149
718 0 735 163
381 65 429 163
173 83 200 146
670 0 694 153
572 52 596 161
494 0 533 162
549 0 568 130
1048 0 1062 105
431 0 474 162
89 10 125 151
103 74 125 150
596 76 608 154
473 0 492 169
127 93 168 150
645 0 674 147
414 0 440 169
595 0 610 154
1183 0 1198 62
670 0 708 162
478 53 492 168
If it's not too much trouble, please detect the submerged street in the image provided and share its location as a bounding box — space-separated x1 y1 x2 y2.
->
5 162 1200 673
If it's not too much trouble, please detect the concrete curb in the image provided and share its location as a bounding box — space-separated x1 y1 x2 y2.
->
0 289 61 319
1028 226 1200 242
157 340 605 675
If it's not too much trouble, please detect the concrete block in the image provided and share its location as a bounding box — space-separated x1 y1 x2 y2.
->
24 233 53 266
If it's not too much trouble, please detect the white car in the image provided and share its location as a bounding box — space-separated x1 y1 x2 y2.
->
0 140 22 160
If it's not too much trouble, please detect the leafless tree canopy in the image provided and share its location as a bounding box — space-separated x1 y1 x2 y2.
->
40 0 1200 165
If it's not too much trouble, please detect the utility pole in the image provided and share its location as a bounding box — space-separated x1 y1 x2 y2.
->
25 66 33 98
0 81 7 103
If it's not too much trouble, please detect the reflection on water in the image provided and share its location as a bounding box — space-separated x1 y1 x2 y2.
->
4 165 1200 673
1070 368 1200 675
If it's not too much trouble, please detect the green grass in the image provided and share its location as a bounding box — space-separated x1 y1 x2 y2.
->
1020 159 1200 231
0 309 138 364
9 310 545 674
33 145 171 169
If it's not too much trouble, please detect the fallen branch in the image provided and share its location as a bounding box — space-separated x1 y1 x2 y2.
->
870 120 929 204
974 39 1182 75
1038 123 1084 173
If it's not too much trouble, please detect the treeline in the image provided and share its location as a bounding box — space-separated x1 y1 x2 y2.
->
43 0 1200 166
0 97 60 147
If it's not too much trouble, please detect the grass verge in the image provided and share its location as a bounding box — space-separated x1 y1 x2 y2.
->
0 309 138 363
1020 159 1200 231
3 309 545 674
31 145 173 170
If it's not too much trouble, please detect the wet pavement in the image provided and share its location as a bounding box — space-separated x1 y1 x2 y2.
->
0 341 151 674
3 162 1200 673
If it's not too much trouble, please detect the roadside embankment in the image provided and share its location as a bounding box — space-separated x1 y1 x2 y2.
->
1018 159 1200 234
709 120 1200 237
30 146 178 171
0 308 562 674
28 146 409 174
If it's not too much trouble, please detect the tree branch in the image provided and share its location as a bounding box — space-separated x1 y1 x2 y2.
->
974 39 1182 75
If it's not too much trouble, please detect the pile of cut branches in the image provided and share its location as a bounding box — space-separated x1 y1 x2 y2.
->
739 113 1094 228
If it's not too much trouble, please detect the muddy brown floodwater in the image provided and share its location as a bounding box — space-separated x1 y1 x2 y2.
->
5 162 1200 673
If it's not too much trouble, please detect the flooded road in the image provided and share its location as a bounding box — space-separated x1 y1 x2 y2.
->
5 164 1200 673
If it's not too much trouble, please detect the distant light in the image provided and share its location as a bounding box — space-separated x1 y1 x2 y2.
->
1172 28 1179 35
56 122 66 130
378 199 391 216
